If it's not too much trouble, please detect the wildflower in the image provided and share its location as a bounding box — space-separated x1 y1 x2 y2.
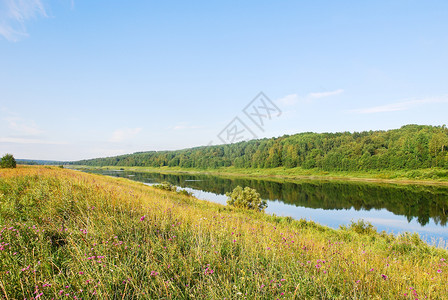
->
437 269 442 273
140 216 145 221
381 274 388 280
204 267 214 275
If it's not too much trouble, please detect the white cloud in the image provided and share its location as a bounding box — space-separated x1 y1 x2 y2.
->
352 95 448 114
0 0 47 41
0 110 69 146
276 89 344 107
276 94 300 106
110 128 142 142
0 137 67 144
172 123 201 130
308 89 344 99
4 115 43 136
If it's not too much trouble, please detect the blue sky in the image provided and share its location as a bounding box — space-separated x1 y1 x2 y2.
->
1 0 448 161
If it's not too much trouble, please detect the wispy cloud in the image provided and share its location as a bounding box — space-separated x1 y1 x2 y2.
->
172 123 201 130
276 89 344 107
4 115 43 136
276 94 300 106
308 89 344 99
0 137 67 144
0 0 47 41
110 128 142 142
352 95 448 114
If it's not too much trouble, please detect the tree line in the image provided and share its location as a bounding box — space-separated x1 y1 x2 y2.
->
72 124 448 171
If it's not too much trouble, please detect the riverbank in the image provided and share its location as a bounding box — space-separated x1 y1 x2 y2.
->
1 166 447 298
69 165 448 186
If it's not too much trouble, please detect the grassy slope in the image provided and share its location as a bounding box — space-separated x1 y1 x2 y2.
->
0 166 447 299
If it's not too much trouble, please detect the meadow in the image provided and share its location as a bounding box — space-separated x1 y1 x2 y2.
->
0 166 447 299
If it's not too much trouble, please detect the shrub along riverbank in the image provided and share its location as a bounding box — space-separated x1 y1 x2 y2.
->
1 166 447 299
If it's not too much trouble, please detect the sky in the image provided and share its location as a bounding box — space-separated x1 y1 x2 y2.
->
1 0 448 161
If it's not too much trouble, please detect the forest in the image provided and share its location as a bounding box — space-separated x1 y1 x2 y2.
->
72 125 448 171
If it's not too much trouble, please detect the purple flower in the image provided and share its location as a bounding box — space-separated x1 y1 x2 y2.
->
140 216 146 221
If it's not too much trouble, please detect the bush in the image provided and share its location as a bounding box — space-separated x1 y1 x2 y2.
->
153 181 193 196
153 181 177 192
226 186 267 211
340 219 377 236
0 154 16 168
177 189 193 197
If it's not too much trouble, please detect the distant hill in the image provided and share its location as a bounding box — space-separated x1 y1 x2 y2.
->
17 159 64 166
71 124 448 171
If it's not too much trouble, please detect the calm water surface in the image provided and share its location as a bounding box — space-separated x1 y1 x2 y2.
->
83 169 448 244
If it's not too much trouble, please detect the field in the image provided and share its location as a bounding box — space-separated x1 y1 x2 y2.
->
1 166 447 299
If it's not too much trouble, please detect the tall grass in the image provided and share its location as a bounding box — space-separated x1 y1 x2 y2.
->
0 166 447 299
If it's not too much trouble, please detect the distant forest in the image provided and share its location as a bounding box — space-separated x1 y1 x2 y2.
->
72 125 448 171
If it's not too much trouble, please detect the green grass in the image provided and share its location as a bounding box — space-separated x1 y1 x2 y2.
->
1 166 447 299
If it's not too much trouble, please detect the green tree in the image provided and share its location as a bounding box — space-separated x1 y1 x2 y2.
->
1 154 16 168
429 131 448 157
72 124 447 172
226 186 267 211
